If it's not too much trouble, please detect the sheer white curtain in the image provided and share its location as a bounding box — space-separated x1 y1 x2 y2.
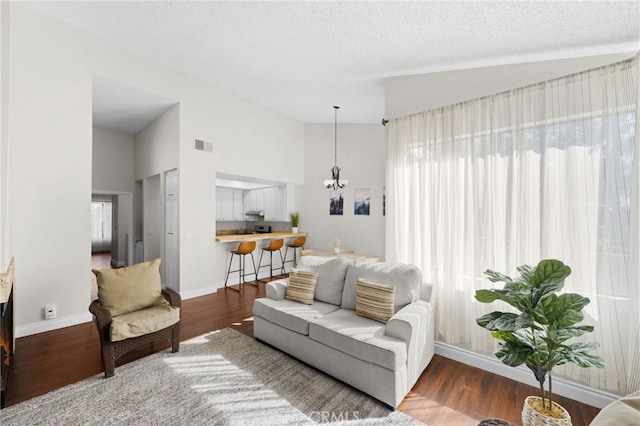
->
386 55 639 395
91 201 112 253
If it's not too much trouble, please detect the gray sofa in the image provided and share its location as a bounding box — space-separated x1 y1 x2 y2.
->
253 255 435 408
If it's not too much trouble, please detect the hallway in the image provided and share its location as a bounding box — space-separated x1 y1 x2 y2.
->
90 252 116 300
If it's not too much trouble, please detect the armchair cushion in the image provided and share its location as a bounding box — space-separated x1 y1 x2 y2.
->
93 258 166 317
110 303 180 342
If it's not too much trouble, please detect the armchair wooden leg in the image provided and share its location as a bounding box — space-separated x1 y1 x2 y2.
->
103 347 115 378
171 325 180 353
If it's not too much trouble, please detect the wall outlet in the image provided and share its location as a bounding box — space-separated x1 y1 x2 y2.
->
45 303 57 320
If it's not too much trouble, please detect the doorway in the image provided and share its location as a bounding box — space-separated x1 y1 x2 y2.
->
90 191 134 300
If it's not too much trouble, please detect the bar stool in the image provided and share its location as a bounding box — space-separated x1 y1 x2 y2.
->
257 238 285 282
283 235 306 273
224 241 257 291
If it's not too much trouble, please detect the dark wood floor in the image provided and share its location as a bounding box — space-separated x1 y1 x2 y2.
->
4 279 601 425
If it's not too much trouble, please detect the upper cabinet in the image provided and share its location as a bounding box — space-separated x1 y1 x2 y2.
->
245 188 264 212
262 186 285 221
216 188 244 221
244 186 286 221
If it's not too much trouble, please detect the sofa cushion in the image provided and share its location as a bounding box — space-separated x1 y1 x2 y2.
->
297 255 350 305
110 302 180 342
356 277 395 323
309 309 407 371
285 269 319 305
94 258 166 317
253 298 340 336
342 262 422 312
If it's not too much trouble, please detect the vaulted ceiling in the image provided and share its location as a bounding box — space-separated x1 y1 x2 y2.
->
22 1 640 127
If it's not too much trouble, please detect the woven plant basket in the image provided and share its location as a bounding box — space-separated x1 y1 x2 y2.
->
522 396 572 426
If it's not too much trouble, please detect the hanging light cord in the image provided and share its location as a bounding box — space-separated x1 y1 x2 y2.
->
333 105 339 168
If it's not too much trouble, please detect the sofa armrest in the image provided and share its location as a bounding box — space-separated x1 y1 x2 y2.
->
420 282 433 302
266 278 289 300
385 299 435 383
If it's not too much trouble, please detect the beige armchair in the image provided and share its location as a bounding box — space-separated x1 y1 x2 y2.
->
89 259 181 377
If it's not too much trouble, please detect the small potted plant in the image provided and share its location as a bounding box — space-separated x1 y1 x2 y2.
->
475 259 604 426
290 211 300 233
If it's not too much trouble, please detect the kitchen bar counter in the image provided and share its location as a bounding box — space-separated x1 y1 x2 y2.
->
215 231 307 243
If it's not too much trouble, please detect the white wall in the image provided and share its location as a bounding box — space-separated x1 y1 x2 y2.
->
92 127 134 193
7 5 304 335
9 6 93 333
0 2 9 267
301 123 386 260
385 52 637 119
134 105 179 182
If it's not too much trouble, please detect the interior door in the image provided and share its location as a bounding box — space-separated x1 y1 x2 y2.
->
164 170 179 290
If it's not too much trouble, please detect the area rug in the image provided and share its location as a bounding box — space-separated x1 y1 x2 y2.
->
1 327 424 425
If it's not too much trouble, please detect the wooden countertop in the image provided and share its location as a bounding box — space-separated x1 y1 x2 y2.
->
215 232 307 243
301 249 378 263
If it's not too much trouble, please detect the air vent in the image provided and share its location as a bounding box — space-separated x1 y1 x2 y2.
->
195 139 213 153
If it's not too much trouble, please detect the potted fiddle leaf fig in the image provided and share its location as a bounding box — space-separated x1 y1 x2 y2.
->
475 259 604 426
290 211 300 233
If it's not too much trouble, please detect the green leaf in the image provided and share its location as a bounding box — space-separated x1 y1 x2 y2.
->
475 289 524 311
531 259 571 298
559 350 605 369
496 342 534 367
475 289 501 303
515 312 536 329
476 311 503 330
493 313 520 331
516 264 536 282
569 341 601 352
539 293 590 327
477 312 520 331
484 269 513 283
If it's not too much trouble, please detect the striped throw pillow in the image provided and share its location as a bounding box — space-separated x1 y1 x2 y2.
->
356 277 395 323
285 269 319 305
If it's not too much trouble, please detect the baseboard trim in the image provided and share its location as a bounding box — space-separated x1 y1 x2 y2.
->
435 341 619 409
110 258 125 267
180 286 218 300
16 312 93 338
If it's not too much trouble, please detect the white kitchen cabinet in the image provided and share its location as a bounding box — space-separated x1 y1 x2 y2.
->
263 186 285 220
216 188 234 221
245 188 265 212
217 188 246 221
232 189 244 220
243 185 287 221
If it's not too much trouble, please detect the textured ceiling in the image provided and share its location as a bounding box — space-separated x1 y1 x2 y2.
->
22 1 640 126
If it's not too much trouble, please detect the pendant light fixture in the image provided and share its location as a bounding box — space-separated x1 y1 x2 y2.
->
323 105 349 190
